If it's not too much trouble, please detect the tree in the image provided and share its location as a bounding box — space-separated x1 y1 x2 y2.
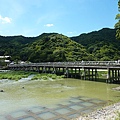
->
115 0 120 40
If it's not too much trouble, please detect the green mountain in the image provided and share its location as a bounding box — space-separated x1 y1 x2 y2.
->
0 35 36 61
0 33 91 62
22 33 91 62
0 28 119 62
71 28 120 61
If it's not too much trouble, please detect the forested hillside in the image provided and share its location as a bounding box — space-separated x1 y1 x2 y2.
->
19 33 91 62
0 33 91 62
71 28 120 61
0 35 35 58
0 28 120 62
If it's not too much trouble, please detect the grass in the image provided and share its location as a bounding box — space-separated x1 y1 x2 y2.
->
0 71 37 81
0 71 64 81
31 73 64 81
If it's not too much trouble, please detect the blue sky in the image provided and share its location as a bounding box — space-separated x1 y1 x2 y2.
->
0 0 118 37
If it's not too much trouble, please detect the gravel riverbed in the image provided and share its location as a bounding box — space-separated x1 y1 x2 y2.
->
76 102 120 120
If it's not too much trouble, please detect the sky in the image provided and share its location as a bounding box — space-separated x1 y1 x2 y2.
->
0 0 118 37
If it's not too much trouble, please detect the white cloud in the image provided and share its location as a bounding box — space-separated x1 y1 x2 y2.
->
67 32 73 34
0 15 12 24
67 31 77 36
44 24 54 27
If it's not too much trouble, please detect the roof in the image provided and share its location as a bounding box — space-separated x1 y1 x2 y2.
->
0 56 11 58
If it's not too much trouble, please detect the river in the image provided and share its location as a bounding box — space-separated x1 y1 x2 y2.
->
0 77 120 116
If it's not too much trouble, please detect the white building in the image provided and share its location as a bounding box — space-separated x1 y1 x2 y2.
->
0 56 11 67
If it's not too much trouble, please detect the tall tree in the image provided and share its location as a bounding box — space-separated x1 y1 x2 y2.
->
115 0 120 40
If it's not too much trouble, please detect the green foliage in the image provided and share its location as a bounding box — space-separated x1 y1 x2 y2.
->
71 28 120 60
0 71 34 81
31 73 64 81
21 33 90 62
115 0 120 40
115 28 120 40
0 28 120 62
115 14 120 20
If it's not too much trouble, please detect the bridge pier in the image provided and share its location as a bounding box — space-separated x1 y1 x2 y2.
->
64 67 69 78
81 68 98 81
64 67 81 78
107 68 120 83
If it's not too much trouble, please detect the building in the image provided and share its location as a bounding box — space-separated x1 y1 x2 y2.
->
0 56 11 69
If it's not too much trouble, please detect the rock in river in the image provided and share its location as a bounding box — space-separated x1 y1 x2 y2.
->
0 90 4 92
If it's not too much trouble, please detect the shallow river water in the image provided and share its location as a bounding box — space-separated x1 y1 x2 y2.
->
0 78 120 116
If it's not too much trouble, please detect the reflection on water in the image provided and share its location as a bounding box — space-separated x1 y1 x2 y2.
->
0 78 120 115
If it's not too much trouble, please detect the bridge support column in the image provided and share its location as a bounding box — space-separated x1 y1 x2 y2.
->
64 67 69 78
117 69 119 82
107 68 110 83
58 67 61 74
38 67 40 73
92 69 94 80
70 68 73 78
107 68 120 83
63 68 65 74
82 68 98 81
84 68 86 80
88 69 90 80
42 66 46 73
95 69 97 80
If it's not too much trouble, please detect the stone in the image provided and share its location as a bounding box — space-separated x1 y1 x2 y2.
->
0 90 4 92
112 86 120 91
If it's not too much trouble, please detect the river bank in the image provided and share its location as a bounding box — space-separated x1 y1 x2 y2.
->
77 102 120 120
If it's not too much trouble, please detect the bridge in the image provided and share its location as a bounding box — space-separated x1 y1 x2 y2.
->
8 61 120 83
